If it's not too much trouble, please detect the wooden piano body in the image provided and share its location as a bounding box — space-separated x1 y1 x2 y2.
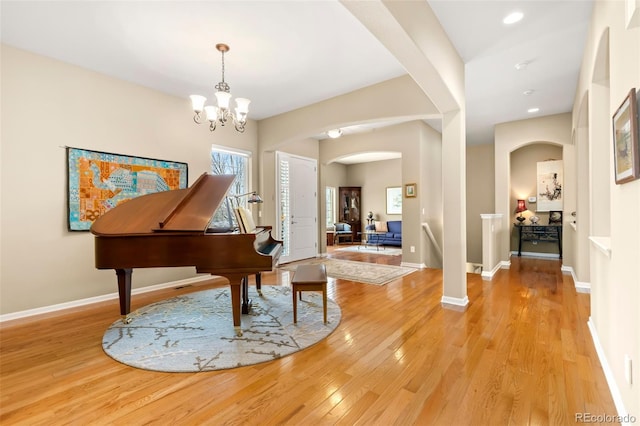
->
90 173 282 335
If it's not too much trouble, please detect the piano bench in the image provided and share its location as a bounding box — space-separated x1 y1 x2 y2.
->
291 264 328 324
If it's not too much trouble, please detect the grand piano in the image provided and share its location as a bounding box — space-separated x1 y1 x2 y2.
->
90 172 282 336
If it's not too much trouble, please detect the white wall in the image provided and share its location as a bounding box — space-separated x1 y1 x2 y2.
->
0 45 259 314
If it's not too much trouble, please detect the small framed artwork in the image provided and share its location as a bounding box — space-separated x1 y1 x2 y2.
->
405 183 417 198
612 88 639 184
386 186 402 215
548 211 563 225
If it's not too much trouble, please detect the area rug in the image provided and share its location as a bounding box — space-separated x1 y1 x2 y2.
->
279 258 416 285
335 245 402 256
102 286 340 372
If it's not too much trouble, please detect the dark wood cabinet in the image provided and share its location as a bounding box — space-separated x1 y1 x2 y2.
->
338 186 361 242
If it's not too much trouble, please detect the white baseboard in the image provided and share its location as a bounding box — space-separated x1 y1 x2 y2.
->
441 295 469 311
560 265 591 293
587 317 630 421
401 261 426 269
501 260 511 269
481 261 502 280
0 275 215 323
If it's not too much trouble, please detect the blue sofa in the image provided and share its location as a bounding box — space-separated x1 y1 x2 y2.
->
365 220 402 247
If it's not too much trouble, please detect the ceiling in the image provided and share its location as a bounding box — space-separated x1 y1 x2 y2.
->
1 0 593 163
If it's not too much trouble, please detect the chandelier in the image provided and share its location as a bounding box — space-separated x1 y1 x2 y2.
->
190 43 250 133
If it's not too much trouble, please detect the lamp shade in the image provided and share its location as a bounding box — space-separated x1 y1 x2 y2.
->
516 199 527 213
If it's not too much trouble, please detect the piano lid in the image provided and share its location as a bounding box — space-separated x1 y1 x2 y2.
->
90 173 235 236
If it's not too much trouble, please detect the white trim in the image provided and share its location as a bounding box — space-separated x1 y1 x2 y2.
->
401 261 425 269
441 295 469 308
481 261 502 280
561 265 591 293
510 250 560 259
589 236 612 258
587 317 630 421
480 213 503 219
0 275 214 323
501 260 511 269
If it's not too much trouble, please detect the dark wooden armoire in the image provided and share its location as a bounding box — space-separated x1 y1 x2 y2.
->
338 186 361 242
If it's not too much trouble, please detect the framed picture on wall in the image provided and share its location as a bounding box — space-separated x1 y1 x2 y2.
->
536 160 563 212
66 147 188 231
386 186 402 214
612 88 639 184
405 183 417 198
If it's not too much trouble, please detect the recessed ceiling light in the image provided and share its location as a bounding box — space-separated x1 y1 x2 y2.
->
503 11 523 24
528 107 540 113
523 89 535 96
515 60 531 70
326 129 343 139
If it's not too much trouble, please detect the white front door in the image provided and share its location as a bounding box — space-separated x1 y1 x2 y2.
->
277 152 318 263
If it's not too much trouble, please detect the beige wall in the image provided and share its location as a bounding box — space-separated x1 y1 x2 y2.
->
466 144 494 264
509 143 563 254
347 159 402 226
494 113 573 263
0 44 260 314
572 0 640 416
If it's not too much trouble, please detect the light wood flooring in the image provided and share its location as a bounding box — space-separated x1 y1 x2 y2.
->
0 247 617 425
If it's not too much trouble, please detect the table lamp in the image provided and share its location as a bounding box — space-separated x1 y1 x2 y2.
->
515 199 527 224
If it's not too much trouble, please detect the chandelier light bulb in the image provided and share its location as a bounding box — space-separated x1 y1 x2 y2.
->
190 95 206 113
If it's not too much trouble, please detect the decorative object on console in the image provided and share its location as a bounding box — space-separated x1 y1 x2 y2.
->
515 199 527 224
190 43 250 133
612 88 639 184
366 211 374 225
529 215 540 224
549 211 563 225
66 147 188 231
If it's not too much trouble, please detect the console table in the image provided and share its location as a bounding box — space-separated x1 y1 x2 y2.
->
516 224 562 258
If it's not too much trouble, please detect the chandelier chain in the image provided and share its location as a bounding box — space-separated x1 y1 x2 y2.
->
215 50 231 93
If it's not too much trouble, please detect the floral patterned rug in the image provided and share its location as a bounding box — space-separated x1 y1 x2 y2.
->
102 286 340 372
279 258 416 285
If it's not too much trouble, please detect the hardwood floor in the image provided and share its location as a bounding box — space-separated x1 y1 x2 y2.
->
0 247 617 425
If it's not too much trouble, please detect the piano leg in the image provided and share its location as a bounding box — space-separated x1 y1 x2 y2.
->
255 272 262 296
115 268 133 324
226 274 245 337
241 275 253 315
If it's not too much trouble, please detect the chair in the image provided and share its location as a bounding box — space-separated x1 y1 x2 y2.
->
333 222 353 244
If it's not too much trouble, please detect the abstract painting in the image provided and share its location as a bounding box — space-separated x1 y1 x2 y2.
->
66 147 188 231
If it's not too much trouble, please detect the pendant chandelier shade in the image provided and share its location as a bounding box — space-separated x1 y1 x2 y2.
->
190 43 250 133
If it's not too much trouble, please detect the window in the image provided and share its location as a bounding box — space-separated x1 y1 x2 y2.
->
278 157 290 256
209 145 251 231
326 186 336 227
